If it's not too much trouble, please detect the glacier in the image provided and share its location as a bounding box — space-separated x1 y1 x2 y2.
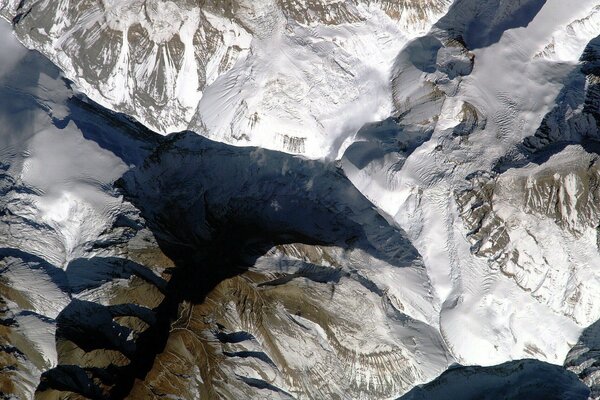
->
2 0 600 399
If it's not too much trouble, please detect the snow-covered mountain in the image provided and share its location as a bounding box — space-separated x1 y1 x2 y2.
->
0 0 452 158
0 16 449 399
399 359 590 400
3 0 600 399
343 0 600 368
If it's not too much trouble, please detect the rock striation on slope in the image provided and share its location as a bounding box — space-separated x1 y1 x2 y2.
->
5 0 600 398
0 0 452 158
0 19 453 399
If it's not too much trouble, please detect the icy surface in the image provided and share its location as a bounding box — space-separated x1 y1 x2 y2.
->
4 0 600 398
343 0 600 369
1 0 453 158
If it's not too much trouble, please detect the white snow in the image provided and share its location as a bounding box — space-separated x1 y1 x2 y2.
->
345 0 600 369
3 0 600 397
194 5 447 159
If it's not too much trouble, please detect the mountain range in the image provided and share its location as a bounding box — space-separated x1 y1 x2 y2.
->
1 0 600 399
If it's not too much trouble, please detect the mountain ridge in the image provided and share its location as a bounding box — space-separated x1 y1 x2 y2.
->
3 0 600 398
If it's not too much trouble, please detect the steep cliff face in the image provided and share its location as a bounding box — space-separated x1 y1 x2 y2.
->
5 0 600 398
343 0 600 371
399 359 590 400
0 22 451 398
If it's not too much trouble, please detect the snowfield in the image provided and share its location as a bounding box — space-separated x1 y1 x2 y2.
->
2 0 600 398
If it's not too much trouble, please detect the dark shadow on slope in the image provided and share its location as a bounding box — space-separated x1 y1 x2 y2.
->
38 128 423 399
38 365 109 400
39 289 168 399
108 130 420 397
65 257 167 295
55 299 137 357
343 116 434 171
119 131 419 276
0 248 69 294
493 34 600 173
62 93 160 167
565 319 600 398
0 49 59 150
237 375 295 399
399 0 546 77
257 261 344 287
435 0 547 50
0 41 156 169
405 36 444 73
398 359 589 400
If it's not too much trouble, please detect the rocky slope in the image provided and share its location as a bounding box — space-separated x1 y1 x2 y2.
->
4 0 600 399
0 0 452 158
0 18 451 399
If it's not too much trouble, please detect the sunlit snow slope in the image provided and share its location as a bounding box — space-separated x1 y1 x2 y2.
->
343 0 600 370
3 0 600 399
1 0 452 158
0 17 451 399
